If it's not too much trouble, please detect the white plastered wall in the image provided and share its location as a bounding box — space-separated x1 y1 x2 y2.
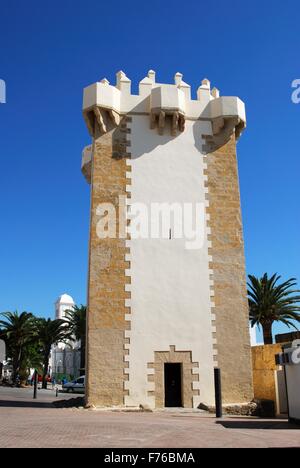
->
286 363 300 420
125 116 216 408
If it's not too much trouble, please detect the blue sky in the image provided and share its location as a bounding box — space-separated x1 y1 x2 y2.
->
0 1 299 340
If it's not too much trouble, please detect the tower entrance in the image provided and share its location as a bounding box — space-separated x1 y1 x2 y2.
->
164 363 182 407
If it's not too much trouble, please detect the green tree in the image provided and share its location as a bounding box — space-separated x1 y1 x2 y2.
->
65 305 86 376
22 342 43 378
0 311 35 384
34 318 72 389
248 273 300 344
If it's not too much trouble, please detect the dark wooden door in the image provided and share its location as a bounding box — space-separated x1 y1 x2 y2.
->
164 363 182 407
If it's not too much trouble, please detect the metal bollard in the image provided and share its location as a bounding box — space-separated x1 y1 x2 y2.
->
33 370 38 399
214 367 222 418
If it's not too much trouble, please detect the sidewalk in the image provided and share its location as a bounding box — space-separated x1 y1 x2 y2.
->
0 387 300 447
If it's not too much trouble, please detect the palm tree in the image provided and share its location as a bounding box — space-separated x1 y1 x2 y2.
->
34 318 72 389
22 342 43 379
0 311 35 384
65 305 86 376
248 273 300 344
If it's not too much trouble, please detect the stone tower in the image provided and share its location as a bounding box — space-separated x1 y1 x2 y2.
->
82 70 253 408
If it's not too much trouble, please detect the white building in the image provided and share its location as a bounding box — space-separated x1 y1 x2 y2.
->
250 324 257 346
55 293 75 321
50 294 81 380
249 323 263 346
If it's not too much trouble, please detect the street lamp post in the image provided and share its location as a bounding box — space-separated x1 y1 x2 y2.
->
33 370 38 399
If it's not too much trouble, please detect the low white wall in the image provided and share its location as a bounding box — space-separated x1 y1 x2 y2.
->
286 364 300 420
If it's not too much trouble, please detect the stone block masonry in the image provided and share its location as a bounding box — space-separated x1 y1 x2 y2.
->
85 119 131 407
205 135 253 403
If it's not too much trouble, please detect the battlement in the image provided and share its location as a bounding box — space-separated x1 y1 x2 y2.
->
83 70 225 114
82 70 246 181
83 70 245 136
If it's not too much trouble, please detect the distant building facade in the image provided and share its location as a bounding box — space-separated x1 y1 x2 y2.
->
249 323 263 346
50 294 80 380
275 331 300 344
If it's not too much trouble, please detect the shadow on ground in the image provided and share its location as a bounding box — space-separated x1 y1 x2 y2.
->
53 397 84 408
0 400 54 409
216 420 300 430
0 396 84 409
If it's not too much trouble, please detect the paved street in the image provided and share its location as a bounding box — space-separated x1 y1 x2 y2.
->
0 387 300 448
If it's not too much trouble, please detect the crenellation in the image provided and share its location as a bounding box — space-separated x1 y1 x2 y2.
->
82 71 245 155
197 78 212 105
147 70 156 83
211 87 220 99
174 72 183 85
116 70 131 94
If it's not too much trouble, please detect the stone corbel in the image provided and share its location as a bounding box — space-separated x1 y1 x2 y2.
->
202 116 245 154
201 96 246 154
83 110 95 137
150 110 185 136
158 111 165 135
109 109 120 126
178 113 185 133
150 112 156 130
94 107 107 134
83 106 121 137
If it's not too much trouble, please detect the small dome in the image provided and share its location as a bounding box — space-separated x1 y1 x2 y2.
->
55 293 75 305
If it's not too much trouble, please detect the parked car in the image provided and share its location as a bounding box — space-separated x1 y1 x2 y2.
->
62 376 85 393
